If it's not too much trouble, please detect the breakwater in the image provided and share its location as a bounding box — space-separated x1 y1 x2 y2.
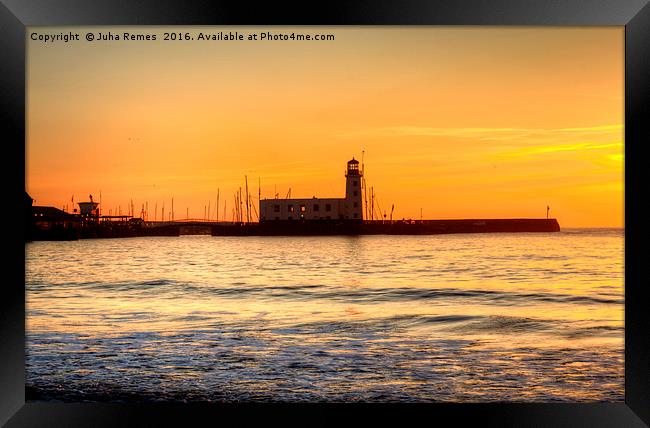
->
219 218 561 236
27 218 560 241
27 222 180 241
362 218 561 235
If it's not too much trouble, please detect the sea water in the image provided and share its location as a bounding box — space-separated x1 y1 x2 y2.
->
25 229 624 402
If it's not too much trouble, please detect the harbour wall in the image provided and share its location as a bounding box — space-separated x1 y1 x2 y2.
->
27 218 560 241
214 218 560 236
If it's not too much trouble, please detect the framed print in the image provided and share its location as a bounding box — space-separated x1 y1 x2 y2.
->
1 0 648 426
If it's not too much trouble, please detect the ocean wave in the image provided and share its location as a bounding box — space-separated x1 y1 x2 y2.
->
267 313 620 339
194 284 623 306
39 280 623 308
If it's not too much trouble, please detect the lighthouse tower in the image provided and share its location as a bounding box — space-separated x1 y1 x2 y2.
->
344 158 363 220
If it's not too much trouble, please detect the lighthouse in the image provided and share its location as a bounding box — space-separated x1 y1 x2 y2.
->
258 157 365 222
344 158 363 220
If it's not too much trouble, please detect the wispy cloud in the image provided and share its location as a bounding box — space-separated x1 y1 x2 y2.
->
339 124 623 143
496 141 624 158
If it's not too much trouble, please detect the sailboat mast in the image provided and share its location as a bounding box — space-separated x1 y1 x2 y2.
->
245 176 250 224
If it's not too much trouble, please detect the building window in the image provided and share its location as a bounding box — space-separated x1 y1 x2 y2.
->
353 191 358 196
353 202 358 207
300 205 306 212
353 181 358 187
274 204 280 213
313 204 319 212
288 204 294 212
325 204 331 212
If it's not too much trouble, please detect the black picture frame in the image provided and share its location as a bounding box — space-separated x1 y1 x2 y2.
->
2 1 648 426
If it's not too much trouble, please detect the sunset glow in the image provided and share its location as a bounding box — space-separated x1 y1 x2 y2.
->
27 27 624 227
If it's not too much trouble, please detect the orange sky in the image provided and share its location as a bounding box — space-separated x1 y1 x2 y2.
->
26 26 623 227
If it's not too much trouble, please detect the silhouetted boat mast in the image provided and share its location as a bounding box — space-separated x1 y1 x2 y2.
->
245 176 250 224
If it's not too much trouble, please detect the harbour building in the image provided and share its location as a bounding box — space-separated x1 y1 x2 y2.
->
259 158 363 222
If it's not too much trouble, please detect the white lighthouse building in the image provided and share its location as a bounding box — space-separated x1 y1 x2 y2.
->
259 158 364 222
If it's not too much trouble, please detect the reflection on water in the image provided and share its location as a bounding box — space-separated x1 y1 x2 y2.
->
26 229 624 402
